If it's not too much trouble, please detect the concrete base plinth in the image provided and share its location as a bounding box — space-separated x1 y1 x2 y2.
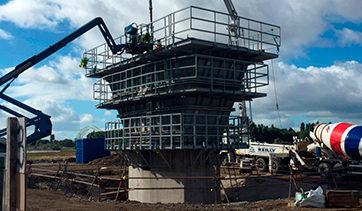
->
128 150 220 204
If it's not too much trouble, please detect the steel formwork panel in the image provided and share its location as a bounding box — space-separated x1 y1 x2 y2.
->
93 54 268 106
105 113 249 151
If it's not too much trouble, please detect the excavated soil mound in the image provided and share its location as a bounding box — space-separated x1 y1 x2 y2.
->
87 153 125 166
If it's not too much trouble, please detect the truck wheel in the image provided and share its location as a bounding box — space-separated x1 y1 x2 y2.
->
333 162 345 181
271 159 280 174
220 153 228 166
318 162 330 179
221 157 228 166
255 158 266 172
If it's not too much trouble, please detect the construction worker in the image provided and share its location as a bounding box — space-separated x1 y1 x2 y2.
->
141 32 151 43
140 32 153 54
79 57 89 68
155 39 162 50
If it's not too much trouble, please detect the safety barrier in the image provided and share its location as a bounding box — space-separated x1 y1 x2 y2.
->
83 6 280 75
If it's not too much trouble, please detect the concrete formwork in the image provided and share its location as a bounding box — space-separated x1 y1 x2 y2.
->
84 5 280 204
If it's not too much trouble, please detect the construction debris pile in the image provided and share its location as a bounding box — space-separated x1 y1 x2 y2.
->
28 159 128 201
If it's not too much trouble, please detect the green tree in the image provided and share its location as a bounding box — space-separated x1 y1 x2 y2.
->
249 122 257 141
86 131 105 139
274 137 283 144
58 139 75 147
35 139 49 147
300 122 305 132
249 122 296 144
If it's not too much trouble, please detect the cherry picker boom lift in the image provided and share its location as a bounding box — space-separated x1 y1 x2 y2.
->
0 17 153 143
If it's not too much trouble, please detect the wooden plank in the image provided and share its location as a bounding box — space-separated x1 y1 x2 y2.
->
4 117 26 211
5 117 18 211
326 190 359 208
17 118 26 211
16 173 26 210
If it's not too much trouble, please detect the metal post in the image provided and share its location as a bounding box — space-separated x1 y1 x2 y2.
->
170 115 173 148
214 12 216 43
193 114 196 148
260 23 262 50
190 7 193 30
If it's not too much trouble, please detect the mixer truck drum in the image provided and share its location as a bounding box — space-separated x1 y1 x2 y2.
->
312 122 362 159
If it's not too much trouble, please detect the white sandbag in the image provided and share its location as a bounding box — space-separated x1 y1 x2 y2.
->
294 192 304 205
296 186 325 208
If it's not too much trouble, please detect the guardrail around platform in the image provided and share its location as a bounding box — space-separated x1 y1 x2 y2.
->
105 113 249 151
93 54 269 105
83 6 281 75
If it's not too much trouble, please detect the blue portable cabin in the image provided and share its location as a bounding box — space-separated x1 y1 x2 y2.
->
75 138 110 163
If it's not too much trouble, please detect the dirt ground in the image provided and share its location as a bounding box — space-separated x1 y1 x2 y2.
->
26 154 362 211
26 187 362 211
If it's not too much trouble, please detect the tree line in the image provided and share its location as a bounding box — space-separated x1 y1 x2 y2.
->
85 123 318 145
249 122 319 145
27 131 105 150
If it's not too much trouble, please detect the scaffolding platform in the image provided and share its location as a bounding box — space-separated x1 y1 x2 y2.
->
84 5 281 152
83 5 281 204
84 6 280 78
86 37 278 79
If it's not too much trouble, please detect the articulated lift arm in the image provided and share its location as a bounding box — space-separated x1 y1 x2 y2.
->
223 0 248 119
0 17 124 88
223 0 238 19
0 17 128 143
0 93 52 142
223 0 239 45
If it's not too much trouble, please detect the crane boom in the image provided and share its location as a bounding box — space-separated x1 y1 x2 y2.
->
223 0 248 120
0 17 140 143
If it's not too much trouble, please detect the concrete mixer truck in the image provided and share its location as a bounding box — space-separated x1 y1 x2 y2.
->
310 122 362 178
234 137 345 177
232 122 362 179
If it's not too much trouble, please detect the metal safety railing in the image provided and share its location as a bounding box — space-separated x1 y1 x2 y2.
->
105 113 249 151
83 6 280 75
93 54 269 105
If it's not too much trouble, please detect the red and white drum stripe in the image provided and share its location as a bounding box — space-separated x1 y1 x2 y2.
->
313 122 362 159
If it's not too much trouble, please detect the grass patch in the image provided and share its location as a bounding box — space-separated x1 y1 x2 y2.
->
27 149 75 161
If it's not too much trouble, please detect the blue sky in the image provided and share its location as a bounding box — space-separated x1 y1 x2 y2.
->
0 0 361 140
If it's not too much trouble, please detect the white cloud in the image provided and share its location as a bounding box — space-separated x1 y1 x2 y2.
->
79 114 97 124
10 97 82 139
252 61 362 128
0 0 361 59
304 111 334 117
17 65 66 84
23 98 79 123
0 0 181 52
329 0 362 22
0 28 13 39
3 55 94 101
104 110 114 117
0 0 61 29
227 0 362 59
335 28 362 47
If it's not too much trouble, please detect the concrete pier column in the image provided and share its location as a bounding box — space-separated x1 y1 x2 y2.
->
128 150 220 204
